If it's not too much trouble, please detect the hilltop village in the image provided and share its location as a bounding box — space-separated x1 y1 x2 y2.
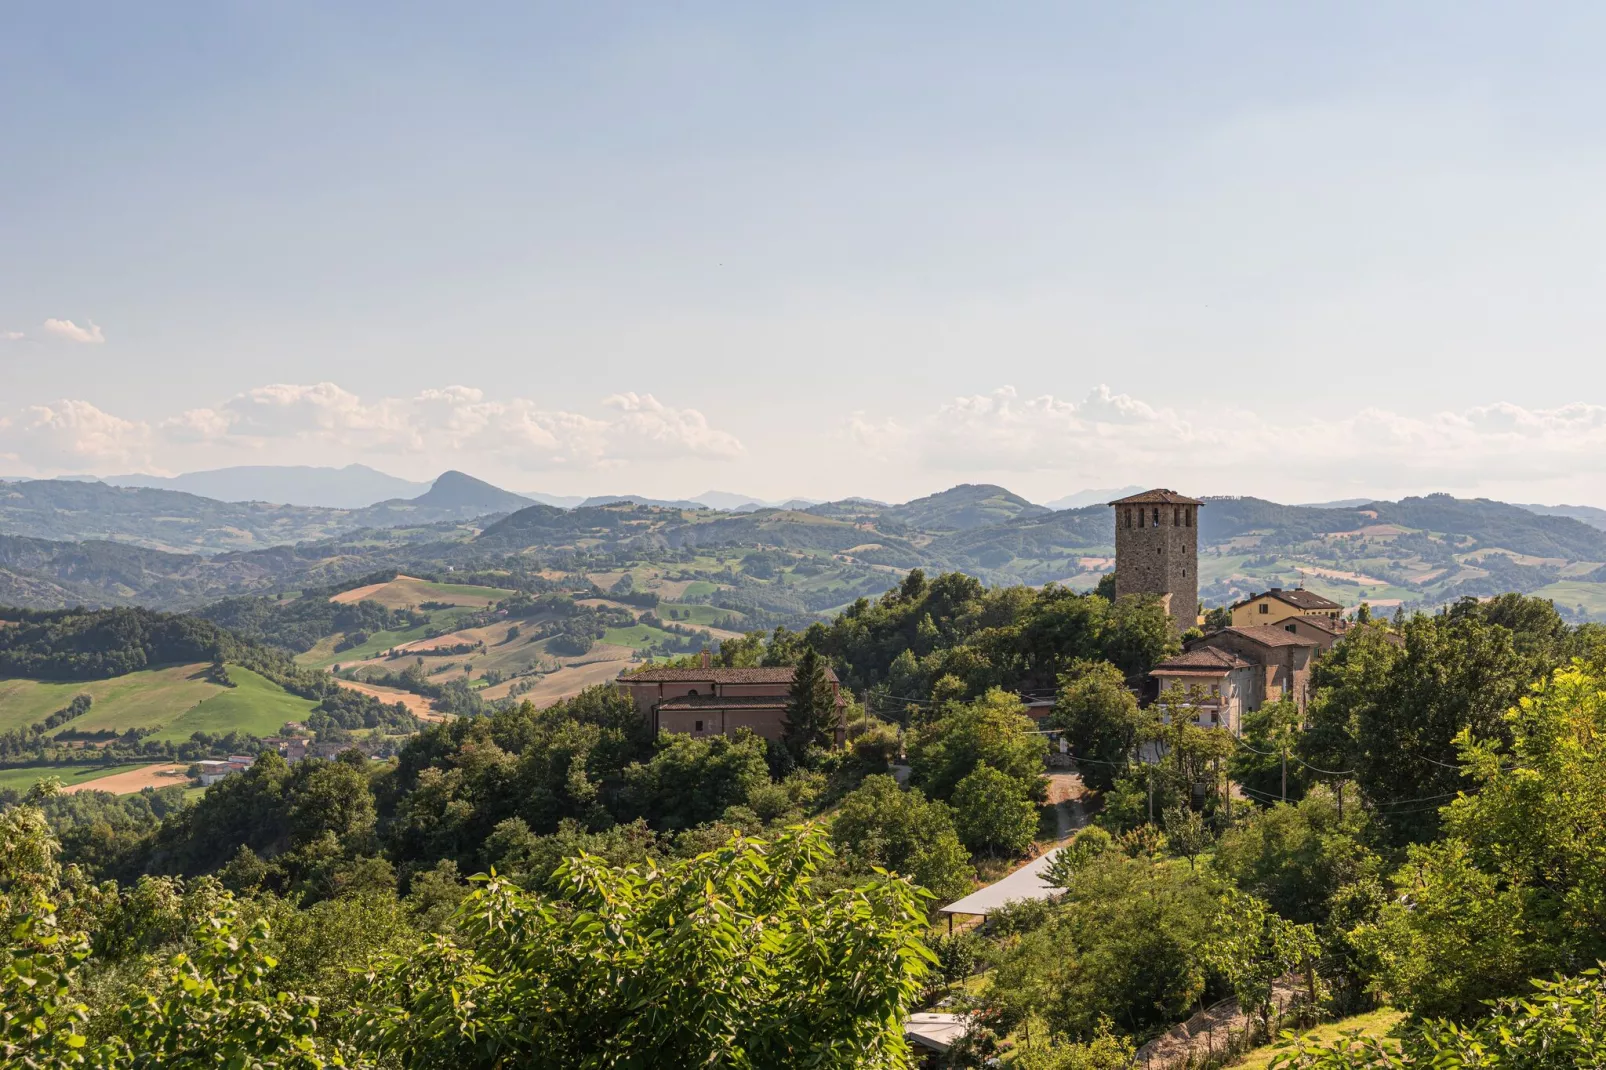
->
3 482 1604 1067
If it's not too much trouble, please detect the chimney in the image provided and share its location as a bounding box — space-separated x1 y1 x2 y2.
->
701 647 711 669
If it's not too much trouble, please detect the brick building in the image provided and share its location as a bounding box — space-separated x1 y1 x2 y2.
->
1110 489 1202 634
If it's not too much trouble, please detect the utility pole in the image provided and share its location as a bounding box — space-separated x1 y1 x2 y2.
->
1336 779 1344 822
1281 745 1288 804
1148 765 1154 824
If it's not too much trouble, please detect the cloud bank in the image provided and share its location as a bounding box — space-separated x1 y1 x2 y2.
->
0 384 743 477
855 385 1606 498
5 381 1606 504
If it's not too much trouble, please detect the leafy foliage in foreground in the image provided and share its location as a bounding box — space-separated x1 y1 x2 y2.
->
355 826 935 1068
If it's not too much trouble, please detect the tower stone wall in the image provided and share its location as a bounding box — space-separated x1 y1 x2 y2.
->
1111 491 1200 633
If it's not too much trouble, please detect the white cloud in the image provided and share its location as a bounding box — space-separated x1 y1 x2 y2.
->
602 392 744 459
2 331 22 341
40 319 105 344
863 384 1606 499
137 383 744 472
0 400 150 471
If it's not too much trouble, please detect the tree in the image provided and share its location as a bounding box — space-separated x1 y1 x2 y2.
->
782 646 837 760
830 775 974 900
1210 785 1378 925
1272 969 1606 1068
621 730 771 830
1050 662 1141 790
908 689 1048 802
354 826 936 1068
952 765 1039 858
1102 595 1180 681
1354 664 1606 1018
987 851 1227 1039
1162 805 1210 870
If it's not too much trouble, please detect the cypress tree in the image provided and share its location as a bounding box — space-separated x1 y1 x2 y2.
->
782 647 837 759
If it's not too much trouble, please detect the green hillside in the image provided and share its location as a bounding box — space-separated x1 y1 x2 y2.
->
149 666 318 742
0 662 319 742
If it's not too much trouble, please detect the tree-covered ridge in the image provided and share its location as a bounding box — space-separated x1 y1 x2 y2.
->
7 583 1606 1064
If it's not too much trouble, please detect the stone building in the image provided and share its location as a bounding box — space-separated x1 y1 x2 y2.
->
616 652 845 744
1110 488 1203 633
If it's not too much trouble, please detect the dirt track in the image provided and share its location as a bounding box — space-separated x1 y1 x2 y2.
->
62 763 190 795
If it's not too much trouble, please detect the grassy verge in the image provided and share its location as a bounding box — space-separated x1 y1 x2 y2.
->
1231 1009 1404 1070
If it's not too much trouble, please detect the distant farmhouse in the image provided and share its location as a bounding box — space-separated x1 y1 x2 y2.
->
1111 487 1358 736
617 651 845 744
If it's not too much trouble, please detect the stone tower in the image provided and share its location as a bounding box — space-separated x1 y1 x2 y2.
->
1110 489 1203 633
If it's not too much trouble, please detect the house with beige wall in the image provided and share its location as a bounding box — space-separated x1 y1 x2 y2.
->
1229 587 1343 628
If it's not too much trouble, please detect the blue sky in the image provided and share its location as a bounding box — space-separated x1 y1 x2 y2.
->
5 2 1606 504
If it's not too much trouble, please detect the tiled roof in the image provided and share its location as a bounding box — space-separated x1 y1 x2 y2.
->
1282 614 1345 634
1217 625 1320 649
1152 647 1251 672
623 666 837 684
1232 587 1343 612
1108 488 1205 506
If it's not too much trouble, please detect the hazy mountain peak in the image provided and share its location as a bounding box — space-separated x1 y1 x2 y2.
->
411 471 531 511
100 463 430 508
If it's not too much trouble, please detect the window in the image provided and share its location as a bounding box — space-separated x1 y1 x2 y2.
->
1174 507 1181 526
694 720 704 732
1185 508 1192 528
1138 508 1145 528
687 688 699 696
1286 623 1297 633
1125 508 1133 529
1152 508 1160 527
1259 603 1269 614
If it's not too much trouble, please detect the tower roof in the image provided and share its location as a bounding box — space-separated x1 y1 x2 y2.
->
1108 488 1204 506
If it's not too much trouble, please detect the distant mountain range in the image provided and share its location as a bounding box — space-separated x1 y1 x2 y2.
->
0 470 530 555
101 463 431 509
6 471 1606 621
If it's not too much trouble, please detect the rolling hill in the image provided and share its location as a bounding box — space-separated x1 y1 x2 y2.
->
4 479 1606 623
103 463 431 508
0 471 529 555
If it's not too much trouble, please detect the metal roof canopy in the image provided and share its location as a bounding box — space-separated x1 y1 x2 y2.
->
938 845 1066 916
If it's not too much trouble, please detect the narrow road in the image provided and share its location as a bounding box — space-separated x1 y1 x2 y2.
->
1045 772 1089 842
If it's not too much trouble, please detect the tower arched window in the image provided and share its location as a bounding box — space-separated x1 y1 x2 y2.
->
1152 508 1160 527
1138 509 1145 528
1185 508 1192 528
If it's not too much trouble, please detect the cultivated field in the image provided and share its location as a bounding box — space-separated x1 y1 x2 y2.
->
61 763 190 795
0 664 317 743
329 575 511 610
0 762 153 795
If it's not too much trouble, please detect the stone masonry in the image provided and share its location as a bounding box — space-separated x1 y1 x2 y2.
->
1110 488 1203 633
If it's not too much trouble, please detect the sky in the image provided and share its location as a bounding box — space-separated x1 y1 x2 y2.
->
6 2 1606 506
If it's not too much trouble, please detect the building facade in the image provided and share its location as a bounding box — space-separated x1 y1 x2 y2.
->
1229 587 1344 628
616 658 845 744
1110 488 1203 633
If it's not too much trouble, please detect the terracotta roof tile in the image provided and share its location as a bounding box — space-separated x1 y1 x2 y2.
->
1108 488 1205 506
1152 647 1252 672
1217 625 1320 648
1231 588 1344 612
